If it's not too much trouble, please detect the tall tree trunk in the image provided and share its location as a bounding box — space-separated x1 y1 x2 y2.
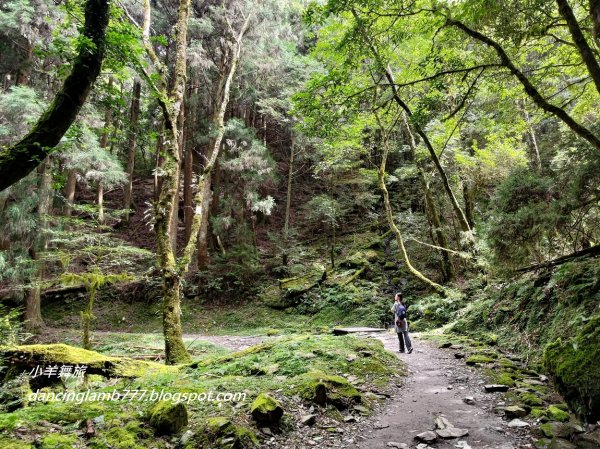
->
25 160 53 332
123 79 142 220
591 0 600 44
97 97 112 224
194 14 253 269
282 135 295 266
184 84 199 241
63 169 77 216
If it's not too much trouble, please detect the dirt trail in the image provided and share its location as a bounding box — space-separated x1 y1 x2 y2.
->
353 331 533 449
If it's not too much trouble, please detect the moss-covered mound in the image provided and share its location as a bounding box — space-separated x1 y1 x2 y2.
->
189 417 258 449
543 316 600 422
295 370 362 410
0 344 177 378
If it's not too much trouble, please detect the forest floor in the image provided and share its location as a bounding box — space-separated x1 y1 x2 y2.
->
34 328 542 449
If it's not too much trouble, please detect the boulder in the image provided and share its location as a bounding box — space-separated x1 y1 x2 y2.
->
295 371 362 410
195 417 258 449
540 422 584 439
507 419 530 428
547 405 570 422
576 428 600 449
301 414 316 426
485 384 510 393
147 401 188 435
250 393 283 426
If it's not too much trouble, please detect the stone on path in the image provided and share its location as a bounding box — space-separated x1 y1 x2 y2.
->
463 396 475 405
433 415 469 439
504 405 528 419
386 443 409 449
484 384 510 392
415 431 438 443
439 342 453 348
455 352 466 359
506 418 530 428
301 414 316 426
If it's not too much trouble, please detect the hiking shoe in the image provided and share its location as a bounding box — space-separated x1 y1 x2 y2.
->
399 350 405 353
407 348 413 354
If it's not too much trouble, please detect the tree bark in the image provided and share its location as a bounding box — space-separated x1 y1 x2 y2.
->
557 0 600 96
63 169 77 216
591 0 600 43
282 135 295 265
25 160 53 332
0 0 110 192
123 79 142 220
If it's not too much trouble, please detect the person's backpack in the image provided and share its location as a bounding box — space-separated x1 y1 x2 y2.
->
395 304 406 323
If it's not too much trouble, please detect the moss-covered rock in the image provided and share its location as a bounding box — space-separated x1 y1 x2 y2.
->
546 405 570 422
0 439 32 449
539 421 583 439
250 393 283 426
543 315 600 422
465 355 495 366
295 371 362 410
147 401 188 435
520 392 544 407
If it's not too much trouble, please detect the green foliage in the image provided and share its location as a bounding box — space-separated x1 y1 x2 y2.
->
0 305 29 346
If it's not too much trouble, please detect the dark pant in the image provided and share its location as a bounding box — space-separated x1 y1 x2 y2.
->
397 330 412 352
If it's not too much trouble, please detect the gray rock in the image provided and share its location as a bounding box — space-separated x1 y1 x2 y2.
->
439 342 453 348
455 352 466 359
507 418 530 428
504 405 528 419
436 427 469 439
485 384 510 392
523 378 546 386
415 431 438 443
463 396 475 405
541 422 584 439
301 414 316 426
548 438 577 449
386 443 409 449
577 429 600 449
343 415 356 423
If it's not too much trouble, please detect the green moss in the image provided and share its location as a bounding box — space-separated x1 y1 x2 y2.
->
531 407 548 419
147 401 188 435
295 370 362 410
543 315 600 422
465 355 495 366
250 393 283 425
546 405 570 422
520 392 544 406
0 439 32 449
40 434 78 449
91 421 150 449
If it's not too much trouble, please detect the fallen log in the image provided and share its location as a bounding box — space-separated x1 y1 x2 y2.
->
1 343 177 379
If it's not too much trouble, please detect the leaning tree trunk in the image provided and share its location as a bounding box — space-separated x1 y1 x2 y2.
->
0 0 110 192
282 135 295 266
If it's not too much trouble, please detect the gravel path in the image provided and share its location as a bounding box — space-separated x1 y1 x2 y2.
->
351 331 534 449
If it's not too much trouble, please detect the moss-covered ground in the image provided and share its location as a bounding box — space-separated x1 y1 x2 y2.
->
0 334 403 448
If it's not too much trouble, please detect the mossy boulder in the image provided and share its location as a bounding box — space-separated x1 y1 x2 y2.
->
543 315 600 422
539 421 583 439
189 417 258 449
250 393 283 426
466 355 495 366
0 438 33 449
547 405 570 422
263 265 327 309
147 401 188 435
295 371 361 410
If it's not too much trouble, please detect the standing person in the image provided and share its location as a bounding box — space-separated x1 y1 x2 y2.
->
391 292 413 353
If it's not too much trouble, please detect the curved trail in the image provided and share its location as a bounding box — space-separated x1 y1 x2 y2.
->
353 332 532 449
